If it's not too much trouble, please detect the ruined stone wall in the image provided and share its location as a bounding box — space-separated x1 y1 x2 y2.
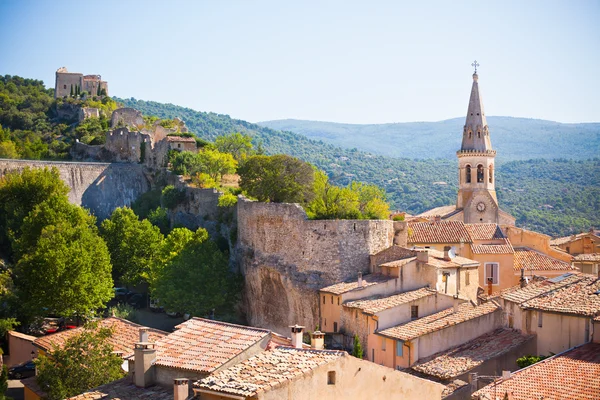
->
0 159 150 220
237 198 394 335
104 128 144 163
110 108 144 129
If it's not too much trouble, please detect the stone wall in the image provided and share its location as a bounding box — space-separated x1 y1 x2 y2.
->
237 198 395 335
0 159 150 220
110 108 144 129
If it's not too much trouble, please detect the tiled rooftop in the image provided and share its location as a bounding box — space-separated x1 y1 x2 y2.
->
267 332 310 350
195 347 344 397
166 135 196 142
408 221 472 244
154 318 270 373
513 247 575 272
522 274 600 316
33 317 167 358
377 301 500 341
412 328 534 380
501 274 582 304
472 342 600 400
67 377 172 399
416 205 458 219
574 253 600 262
471 240 514 255
380 257 417 268
550 230 600 246
343 287 436 315
464 223 505 241
319 273 395 295
425 249 479 268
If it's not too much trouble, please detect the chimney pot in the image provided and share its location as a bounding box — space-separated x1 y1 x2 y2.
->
289 325 305 349
416 249 429 263
443 246 452 261
310 331 325 350
357 272 363 288
139 328 149 343
134 340 156 387
174 378 189 400
502 370 512 380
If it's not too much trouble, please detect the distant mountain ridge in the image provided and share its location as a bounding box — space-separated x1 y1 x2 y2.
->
257 117 600 161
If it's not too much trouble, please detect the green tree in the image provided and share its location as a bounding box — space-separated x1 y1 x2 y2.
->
13 197 113 320
161 185 186 209
70 84 73 97
307 170 359 219
239 154 315 203
0 141 18 159
196 149 237 182
352 334 363 359
35 322 125 400
151 228 240 316
100 207 164 285
0 167 70 256
0 365 8 400
148 207 170 235
214 132 254 162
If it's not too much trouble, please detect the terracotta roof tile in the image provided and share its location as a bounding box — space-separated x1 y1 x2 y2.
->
574 253 600 262
425 250 479 268
33 317 167 358
550 230 600 246
67 377 172 399
344 287 436 315
501 274 583 304
464 224 505 240
408 221 472 244
416 205 459 219
195 347 345 397
166 135 196 142
471 240 514 255
380 257 417 268
377 301 500 341
473 342 600 400
320 273 395 295
522 275 600 316
266 332 311 350
513 247 575 272
154 318 270 373
412 328 534 380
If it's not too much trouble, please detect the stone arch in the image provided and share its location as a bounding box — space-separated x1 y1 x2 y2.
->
489 164 494 183
477 164 484 183
465 164 472 183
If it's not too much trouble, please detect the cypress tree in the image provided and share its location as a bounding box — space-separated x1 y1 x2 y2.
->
70 84 74 97
97 85 101 96
352 334 363 359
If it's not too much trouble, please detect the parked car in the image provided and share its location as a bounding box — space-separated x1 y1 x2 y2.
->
127 293 146 309
8 360 36 379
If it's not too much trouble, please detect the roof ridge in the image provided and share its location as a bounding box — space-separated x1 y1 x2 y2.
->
184 317 272 333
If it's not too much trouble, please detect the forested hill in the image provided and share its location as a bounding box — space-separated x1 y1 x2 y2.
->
258 118 600 161
118 98 599 237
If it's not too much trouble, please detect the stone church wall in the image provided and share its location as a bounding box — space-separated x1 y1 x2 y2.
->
0 159 149 220
237 198 394 335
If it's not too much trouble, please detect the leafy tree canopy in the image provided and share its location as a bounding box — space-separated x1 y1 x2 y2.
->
170 149 237 183
214 132 254 162
35 322 125 400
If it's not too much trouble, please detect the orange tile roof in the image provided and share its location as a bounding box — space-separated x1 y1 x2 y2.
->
154 318 270 373
412 328 534 379
522 275 600 316
166 135 196 142
574 253 600 262
33 317 167 358
472 342 600 400
416 205 459 218
550 230 600 246
377 301 501 341
67 377 171 399
380 257 417 268
501 274 583 304
425 250 479 268
320 273 396 295
266 332 311 350
343 287 437 315
471 239 514 254
408 221 472 244
464 224 505 240
513 247 575 272
195 347 345 397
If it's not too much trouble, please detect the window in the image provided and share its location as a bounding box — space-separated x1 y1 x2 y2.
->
178 143 181 148
411 305 419 320
489 165 494 183
323 296 325 304
466 165 472 183
372 349 375 361
538 311 543 328
63 84 67 89
333 322 338 333
468 131 472 139
477 131 481 138
396 340 404 357
327 371 336 385
382 337 386 351
331 296 333 304
477 164 484 183
337 297 340 305
485 263 499 285
324 318 327 327
466 271 470 286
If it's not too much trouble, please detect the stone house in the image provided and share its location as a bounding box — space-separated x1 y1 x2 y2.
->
166 135 197 153
194 346 445 400
573 253 600 275
550 229 600 255
500 273 600 356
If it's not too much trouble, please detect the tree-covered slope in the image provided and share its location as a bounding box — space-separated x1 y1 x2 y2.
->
118 98 600 237
257 118 600 162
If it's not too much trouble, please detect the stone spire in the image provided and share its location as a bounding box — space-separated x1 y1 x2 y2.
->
460 70 493 153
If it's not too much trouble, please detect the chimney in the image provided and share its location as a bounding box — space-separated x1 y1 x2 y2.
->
289 325 305 349
416 249 429 263
434 215 441 223
139 328 149 343
453 297 461 313
519 269 526 288
487 278 493 296
357 272 363 288
310 331 325 350
174 378 189 400
502 370 512 380
443 246 452 261
134 341 156 388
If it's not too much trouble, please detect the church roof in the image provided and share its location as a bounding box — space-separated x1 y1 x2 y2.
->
460 73 493 153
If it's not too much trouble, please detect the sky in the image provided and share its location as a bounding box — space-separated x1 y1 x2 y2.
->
0 0 599 124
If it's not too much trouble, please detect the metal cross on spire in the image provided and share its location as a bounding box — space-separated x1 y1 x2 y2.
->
472 60 480 74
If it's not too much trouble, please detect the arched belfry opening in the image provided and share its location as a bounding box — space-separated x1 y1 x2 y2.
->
477 164 484 183
465 165 472 183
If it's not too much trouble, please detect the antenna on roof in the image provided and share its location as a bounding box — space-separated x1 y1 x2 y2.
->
448 247 456 259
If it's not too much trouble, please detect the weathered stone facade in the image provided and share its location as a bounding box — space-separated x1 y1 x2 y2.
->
54 67 108 99
237 198 396 335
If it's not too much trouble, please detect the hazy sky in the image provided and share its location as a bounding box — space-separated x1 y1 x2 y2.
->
1 0 598 124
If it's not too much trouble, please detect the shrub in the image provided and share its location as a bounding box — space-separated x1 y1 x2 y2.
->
162 185 185 209
218 192 238 207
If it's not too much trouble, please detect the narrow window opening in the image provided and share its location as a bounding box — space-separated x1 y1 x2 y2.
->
538 311 543 328
477 164 484 183
381 337 386 351
411 305 419 320
477 131 481 138
337 297 340 305
333 322 338 333
489 165 494 183
353 223 356 231
331 296 333 304
396 340 404 357
466 271 470 286
323 296 325 305
327 371 336 385
466 165 472 183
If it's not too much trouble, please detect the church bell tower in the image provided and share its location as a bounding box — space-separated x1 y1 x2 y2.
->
456 62 500 224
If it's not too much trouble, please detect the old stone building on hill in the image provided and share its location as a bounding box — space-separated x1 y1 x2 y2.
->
417 71 515 226
54 67 108 98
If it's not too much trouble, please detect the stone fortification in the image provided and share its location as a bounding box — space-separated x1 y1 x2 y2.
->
0 159 149 220
110 108 144 129
237 198 395 335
